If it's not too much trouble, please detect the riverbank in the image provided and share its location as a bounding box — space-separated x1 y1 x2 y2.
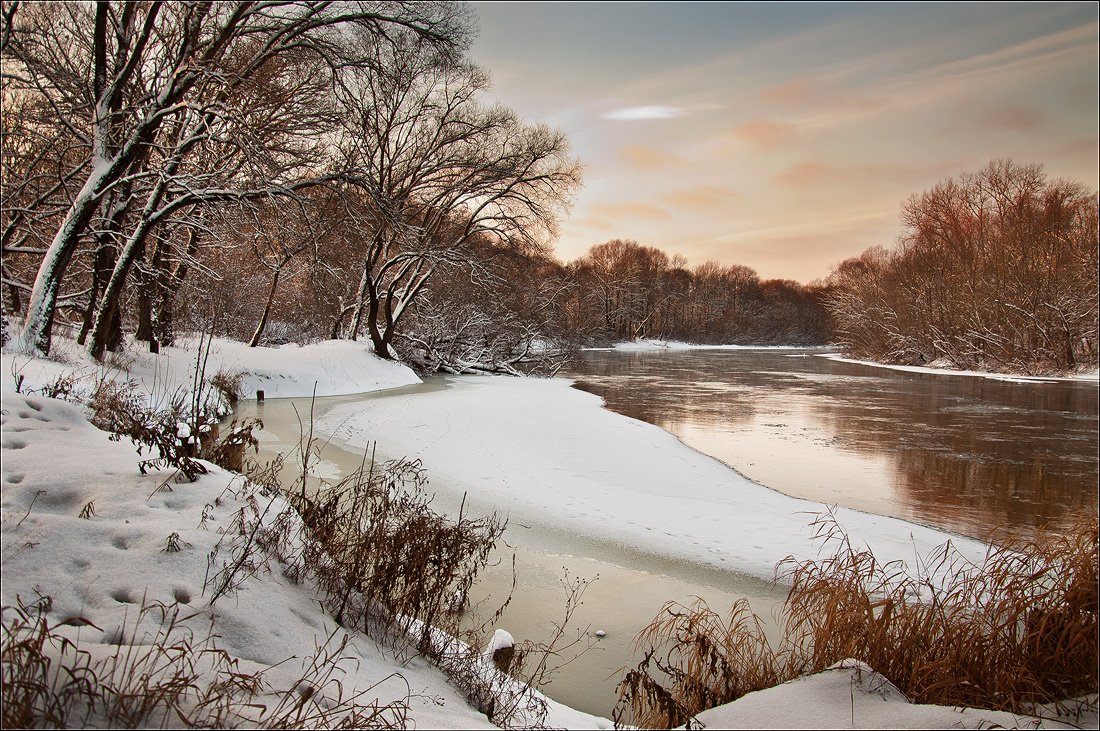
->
602 338 1100 382
2 336 1090 728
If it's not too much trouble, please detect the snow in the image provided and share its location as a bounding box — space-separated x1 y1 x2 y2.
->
0 390 495 730
2 336 421 402
819 353 1100 384
487 628 515 654
692 659 1090 729
316 375 992 582
601 338 826 352
2 336 1089 729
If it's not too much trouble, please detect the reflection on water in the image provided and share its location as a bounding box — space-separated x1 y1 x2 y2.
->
567 349 1098 542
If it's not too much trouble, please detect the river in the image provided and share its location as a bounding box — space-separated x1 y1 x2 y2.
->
229 347 1098 718
565 348 1098 543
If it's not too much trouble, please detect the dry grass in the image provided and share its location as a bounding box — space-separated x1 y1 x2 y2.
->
0 598 409 729
284 447 507 658
615 510 1098 728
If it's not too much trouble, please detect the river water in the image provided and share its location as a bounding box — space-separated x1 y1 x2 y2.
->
230 348 1098 718
565 348 1098 543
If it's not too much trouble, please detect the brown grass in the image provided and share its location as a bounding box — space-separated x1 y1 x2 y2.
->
0 598 408 729
286 447 507 658
615 510 1098 728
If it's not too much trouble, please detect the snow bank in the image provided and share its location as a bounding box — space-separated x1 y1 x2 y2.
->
2 336 421 400
316 375 990 582
692 659 1088 729
818 353 1100 384
604 338 826 352
0 390 493 729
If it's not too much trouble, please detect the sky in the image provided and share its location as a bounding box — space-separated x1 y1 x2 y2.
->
468 2 1100 283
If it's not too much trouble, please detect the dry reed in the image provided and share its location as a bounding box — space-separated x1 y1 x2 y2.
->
615 510 1098 728
1 598 409 729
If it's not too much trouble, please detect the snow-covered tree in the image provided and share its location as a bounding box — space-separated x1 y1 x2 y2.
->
1 0 468 356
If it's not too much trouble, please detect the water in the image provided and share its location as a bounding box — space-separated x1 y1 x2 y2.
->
228 348 1097 718
565 348 1098 542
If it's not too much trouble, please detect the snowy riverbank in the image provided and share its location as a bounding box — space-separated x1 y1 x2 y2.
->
602 338 1100 383
2 337 1089 729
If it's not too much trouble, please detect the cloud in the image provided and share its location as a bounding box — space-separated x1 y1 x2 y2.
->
773 161 832 186
975 104 1047 132
772 159 966 188
663 185 737 210
732 120 797 148
618 145 684 169
588 201 673 220
759 78 820 107
601 105 688 121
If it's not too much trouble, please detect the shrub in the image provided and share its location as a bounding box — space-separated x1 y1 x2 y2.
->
286 448 507 657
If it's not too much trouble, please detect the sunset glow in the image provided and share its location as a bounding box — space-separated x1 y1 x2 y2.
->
471 1 1100 282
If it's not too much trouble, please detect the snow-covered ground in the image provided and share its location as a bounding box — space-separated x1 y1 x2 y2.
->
602 338 1100 383
316 375 991 582
818 352 1100 384
2 337 1090 729
601 338 827 352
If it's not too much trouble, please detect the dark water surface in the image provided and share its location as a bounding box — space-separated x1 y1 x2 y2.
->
565 349 1099 542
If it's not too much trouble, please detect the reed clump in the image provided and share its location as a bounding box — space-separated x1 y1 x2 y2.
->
615 511 1098 728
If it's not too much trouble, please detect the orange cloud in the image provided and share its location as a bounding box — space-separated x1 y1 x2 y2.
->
759 77 820 106
588 202 673 220
758 76 884 116
733 120 796 148
976 104 1047 132
618 145 682 170
569 215 616 232
663 185 737 210
773 161 832 186
773 160 967 188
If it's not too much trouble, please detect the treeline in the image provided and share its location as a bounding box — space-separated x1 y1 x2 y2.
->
560 239 829 346
824 160 1098 375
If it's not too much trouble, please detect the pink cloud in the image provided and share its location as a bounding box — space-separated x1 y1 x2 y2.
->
663 185 737 210
976 104 1047 132
618 145 683 170
773 161 832 186
733 120 797 148
589 202 673 220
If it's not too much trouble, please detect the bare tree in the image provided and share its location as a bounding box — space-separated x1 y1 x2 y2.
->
329 38 581 359
2 0 467 355
826 160 1098 374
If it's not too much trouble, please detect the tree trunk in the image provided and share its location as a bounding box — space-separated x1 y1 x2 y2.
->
249 264 283 347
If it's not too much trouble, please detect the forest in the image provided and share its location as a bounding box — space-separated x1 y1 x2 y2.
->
824 160 1098 375
1 3 1095 377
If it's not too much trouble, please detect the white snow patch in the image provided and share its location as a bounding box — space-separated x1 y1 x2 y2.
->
316 375 990 582
818 353 1098 384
